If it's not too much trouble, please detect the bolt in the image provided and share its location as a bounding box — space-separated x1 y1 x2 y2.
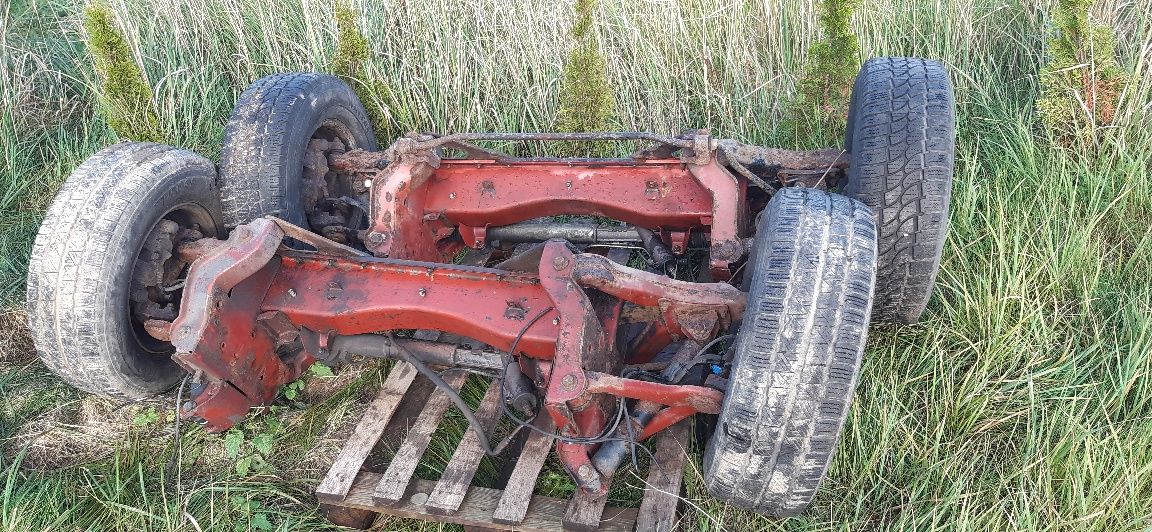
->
552 317 560 326
449 192 457 199
366 232 386 245
363 179 372 189
418 287 427 297
287 288 297 297
561 373 577 391
577 463 594 480
552 255 569 271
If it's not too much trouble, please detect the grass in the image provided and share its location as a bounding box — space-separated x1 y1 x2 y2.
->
2 0 1152 530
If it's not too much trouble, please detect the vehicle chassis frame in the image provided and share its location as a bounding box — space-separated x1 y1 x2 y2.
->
155 130 845 493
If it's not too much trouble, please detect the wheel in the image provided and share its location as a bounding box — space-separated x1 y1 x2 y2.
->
26 143 223 399
219 72 377 244
703 187 876 516
842 57 954 324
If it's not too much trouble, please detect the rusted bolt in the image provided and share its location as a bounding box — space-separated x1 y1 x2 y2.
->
577 464 594 480
565 181 573 189
561 373 577 391
449 192 457 199
552 255 569 271
551 317 560 326
418 287 427 297
366 232 386 245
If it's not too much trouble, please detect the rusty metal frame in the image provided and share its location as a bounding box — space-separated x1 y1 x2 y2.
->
153 129 848 493
166 218 740 494
330 131 753 278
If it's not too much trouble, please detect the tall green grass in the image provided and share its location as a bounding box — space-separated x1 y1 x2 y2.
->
2 0 1151 529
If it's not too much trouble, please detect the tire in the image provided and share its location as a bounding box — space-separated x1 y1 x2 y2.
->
25 142 223 400
843 57 954 324
218 72 377 235
703 187 876 516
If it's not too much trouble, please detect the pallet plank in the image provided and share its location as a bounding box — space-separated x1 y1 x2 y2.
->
316 361 420 499
372 371 469 504
563 478 613 532
635 420 692 532
426 380 505 514
321 475 637 532
491 415 556 525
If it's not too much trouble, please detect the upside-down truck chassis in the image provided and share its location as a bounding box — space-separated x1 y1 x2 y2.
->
26 57 955 517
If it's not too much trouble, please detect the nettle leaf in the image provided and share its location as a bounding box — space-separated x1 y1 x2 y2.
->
236 455 254 476
264 418 282 433
310 363 334 377
252 433 274 456
224 428 244 458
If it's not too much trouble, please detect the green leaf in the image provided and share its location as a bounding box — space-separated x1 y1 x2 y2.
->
236 455 253 476
251 433 274 455
310 363 334 377
224 428 244 458
132 407 158 426
252 513 274 531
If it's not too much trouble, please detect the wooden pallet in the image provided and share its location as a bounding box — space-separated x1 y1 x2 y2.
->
315 361 693 531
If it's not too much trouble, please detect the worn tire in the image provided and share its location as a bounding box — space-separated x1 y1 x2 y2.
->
703 187 876 516
25 143 223 400
218 72 377 229
843 57 954 324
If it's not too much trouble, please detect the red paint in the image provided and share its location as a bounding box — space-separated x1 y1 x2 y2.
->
364 159 747 277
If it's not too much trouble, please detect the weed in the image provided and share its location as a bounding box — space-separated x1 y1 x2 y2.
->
554 0 617 156
82 3 162 143
1037 0 1126 149
787 0 860 147
330 1 395 143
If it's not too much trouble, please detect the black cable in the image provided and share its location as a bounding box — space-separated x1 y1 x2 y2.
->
498 308 632 446
388 338 523 456
666 334 735 383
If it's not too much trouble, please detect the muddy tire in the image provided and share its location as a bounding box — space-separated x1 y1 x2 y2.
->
25 143 223 400
703 187 876 516
218 72 377 235
842 57 954 324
